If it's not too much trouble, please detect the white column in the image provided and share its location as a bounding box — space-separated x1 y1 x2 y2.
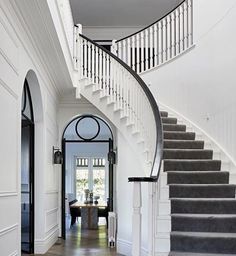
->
148 182 156 256
132 182 142 256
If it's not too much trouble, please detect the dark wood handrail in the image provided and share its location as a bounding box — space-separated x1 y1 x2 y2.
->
116 0 185 43
78 32 163 181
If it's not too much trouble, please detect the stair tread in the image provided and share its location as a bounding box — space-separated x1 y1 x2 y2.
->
164 159 220 162
171 231 236 238
171 213 236 218
169 251 236 256
164 131 194 134
169 184 236 187
171 198 236 201
164 149 211 152
168 171 227 174
164 139 203 142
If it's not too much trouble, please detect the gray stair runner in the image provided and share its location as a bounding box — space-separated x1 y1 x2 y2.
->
161 112 236 255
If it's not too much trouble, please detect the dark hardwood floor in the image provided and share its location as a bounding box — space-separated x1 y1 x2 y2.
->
22 220 122 255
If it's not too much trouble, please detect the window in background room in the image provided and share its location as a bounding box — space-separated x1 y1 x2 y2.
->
76 157 106 202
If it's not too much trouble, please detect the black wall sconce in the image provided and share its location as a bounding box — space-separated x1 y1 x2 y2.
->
108 150 116 164
53 146 63 164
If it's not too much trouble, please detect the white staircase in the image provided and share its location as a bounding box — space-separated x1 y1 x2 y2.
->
74 29 162 176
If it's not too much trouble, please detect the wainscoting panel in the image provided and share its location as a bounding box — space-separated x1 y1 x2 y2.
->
0 196 18 232
0 84 18 194
0 224 18 256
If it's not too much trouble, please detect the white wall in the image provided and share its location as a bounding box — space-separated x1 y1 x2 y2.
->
141 0 236 166
116 131 149 256
58 91 150 255
0 0 66 255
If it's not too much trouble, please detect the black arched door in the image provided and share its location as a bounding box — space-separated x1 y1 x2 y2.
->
21 80 34 253
61 115 115 239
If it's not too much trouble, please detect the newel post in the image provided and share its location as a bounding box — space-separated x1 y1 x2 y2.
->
111 39 118 55
132 182 142 256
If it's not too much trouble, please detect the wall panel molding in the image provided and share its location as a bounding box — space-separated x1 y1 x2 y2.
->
45 207 58 233
0 78 18 100
0 223 18 237
0 191 18 197
0 6 19 75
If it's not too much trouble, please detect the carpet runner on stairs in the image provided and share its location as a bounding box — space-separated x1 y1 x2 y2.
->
160 111 236 255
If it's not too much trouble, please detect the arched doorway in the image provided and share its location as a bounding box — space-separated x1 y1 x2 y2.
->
21 79 34 253
61 115 115 239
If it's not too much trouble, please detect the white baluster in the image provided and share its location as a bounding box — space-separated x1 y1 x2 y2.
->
127 38 131 67
179 5 184 52
153 23 158 67
95 46 99 85
183 1 188 50
176 7 180 54
190 0 193 45
99 48 102 90
145 29 149 71
91 44 96 84
116 65 120 110
87 42 91 81
123 72 128 117
165 17 168 61
149 26 153 69
158 21 163 64
118 41 122 60
136 34 140 73
84 39 88 77
122 40 127 64
188 0 193 46
172 11 177 57
76 35 81 79
140 31 144 72
168 15 172 59
102 51 106 92
109 58 114 103
73 26 77 69
106 54 110 96
113 61 117 104
185 1 189 48
131 36 135 71
131 182 142 256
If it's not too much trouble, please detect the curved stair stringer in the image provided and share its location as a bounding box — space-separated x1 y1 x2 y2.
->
154 103 236 256
77 77 153 175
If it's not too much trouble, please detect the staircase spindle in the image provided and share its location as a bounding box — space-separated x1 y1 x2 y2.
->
113 0 193 72
136 34 140 73
149 26 153 69
131 36 135 71
141 31 144 72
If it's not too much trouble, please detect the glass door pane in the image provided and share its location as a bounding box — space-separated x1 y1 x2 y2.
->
92 158 106 202
76 167 89 202
21 124 33 253
93 168 106 202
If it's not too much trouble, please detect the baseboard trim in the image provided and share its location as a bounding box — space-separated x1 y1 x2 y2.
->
117 238 148 256
34 226 59 254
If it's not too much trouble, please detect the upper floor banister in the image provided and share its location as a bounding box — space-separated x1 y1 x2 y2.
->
112 0 193 74
73 26 163 180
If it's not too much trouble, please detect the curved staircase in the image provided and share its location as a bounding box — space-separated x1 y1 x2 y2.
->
59 0 236 254
161 111 236 255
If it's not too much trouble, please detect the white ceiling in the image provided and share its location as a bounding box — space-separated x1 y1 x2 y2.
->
69 0 183 27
